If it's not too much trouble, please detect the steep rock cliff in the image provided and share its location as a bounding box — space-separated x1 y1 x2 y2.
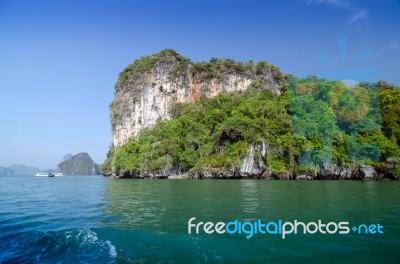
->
110 49 284 147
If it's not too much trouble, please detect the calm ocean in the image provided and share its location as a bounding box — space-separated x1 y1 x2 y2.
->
0 175 399 263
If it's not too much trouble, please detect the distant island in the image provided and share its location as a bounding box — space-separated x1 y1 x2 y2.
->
57 152 100 175
0 164 43 176
0 153 100 176
9 165 40 176
101 49 400 180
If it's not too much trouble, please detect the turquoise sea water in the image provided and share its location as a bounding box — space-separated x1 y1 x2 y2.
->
0 175 399 263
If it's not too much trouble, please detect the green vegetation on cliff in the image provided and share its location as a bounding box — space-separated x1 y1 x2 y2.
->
190 58 284 82
111 87 290 175
103 77 400 178
115 49 284 89
117 49 190 85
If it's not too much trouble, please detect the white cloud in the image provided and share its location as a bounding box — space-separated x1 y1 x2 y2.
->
374 42 400 56
305 0 368 25
306 0 350 9
346 9 368 24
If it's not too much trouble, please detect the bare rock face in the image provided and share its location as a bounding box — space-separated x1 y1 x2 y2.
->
110 49 284 147
240 143 266 176
359 165 377 180
296 175 313 180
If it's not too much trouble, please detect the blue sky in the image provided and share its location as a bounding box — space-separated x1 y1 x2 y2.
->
0 0 399 169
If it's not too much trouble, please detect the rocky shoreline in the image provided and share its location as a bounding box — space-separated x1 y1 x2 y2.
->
105 164 395 180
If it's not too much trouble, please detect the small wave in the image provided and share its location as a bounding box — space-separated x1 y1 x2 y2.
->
0 228 117 263
107 240 117 258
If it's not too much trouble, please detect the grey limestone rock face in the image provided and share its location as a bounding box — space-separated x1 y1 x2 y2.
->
295 175 313 180
110 51 283 148
168 174 189 179
339 167 354 180
359 165 377 180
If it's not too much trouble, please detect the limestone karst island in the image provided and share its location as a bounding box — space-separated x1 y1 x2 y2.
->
101 49 400 180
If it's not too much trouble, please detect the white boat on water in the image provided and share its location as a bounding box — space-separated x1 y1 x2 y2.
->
35 172 63 177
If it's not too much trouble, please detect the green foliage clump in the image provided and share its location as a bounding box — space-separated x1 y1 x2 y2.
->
394 165 400 179
378 81 400 146
296 165 319 177
190 58 248 80
256 61 284 82
100 144 115 175
287 77 400 167
118 49 190 85
190 57 283 82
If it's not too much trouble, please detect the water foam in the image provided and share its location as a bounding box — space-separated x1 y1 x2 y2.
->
0 228 117 263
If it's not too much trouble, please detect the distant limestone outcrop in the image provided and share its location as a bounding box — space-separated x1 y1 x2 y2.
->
57 153 100 175
9 165 40 175
0 166 14 176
